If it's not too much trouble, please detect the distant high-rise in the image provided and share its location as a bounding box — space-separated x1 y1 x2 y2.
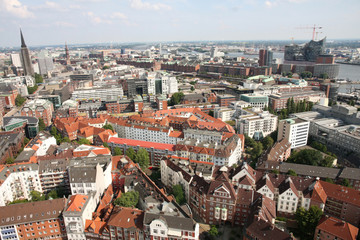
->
65 42 70 65
210 46 218 58
259 49 273 66
20 29 34 76
38 51 54 75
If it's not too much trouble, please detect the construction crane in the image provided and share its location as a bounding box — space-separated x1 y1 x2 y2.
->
296 24 323 41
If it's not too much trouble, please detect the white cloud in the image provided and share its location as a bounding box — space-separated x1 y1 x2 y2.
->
111 12 127 20
129 0 171 10
86 11 112 24
265 0 307 7
265 0 276 7
55 21 76 27
0 0 34 18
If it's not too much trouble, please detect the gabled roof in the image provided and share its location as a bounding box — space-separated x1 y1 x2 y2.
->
107 206 144 229
316 215 358 240
66 195 88 212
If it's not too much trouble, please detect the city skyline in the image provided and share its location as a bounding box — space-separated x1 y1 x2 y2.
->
0 0 359 47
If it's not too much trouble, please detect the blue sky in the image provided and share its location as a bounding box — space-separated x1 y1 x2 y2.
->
0 0 359 47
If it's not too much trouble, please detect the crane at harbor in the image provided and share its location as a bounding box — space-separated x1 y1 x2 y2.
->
296 24 323 40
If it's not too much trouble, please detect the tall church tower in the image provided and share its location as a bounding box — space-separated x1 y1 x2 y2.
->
65 42 70 65
20 29 34 76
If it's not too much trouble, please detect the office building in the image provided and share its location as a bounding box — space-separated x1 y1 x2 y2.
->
37 51 54 75
10 53 22 68
240 93 269 109
278 118 310 149
71 85 123 102
259 49 273 66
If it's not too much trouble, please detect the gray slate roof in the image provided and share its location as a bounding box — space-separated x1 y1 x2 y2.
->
143 212 195 231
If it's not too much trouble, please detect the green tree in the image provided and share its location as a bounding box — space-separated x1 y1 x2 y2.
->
47 189 58 199
209 225 219 237
103 124 114 131
341 178 351 187
50 126 57 136
103 142 110 149
113 147 123 156
287 169 297 176
172 184 186 205
295 206 323 240
15 95 26 107
30 191 45 201
5 157 14 164
319 73 329 79
261 136 274 150
320 156 335 167
102 66 110 70
38 118 46 131
27 85 38 94
286 72 293 78
244 134 256 148
114 191 139 207
251 142 263 161
23 137 30 146
272 169 280 174
324 178 334 184
134 148 150 169
190 86 195 91
288 149 323 166
62 137 71 143
126 147 136 161
34 73 43 84
168 92 184 106
77 138 92 145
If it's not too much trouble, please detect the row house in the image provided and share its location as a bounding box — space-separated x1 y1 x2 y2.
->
0 199 67 240
314 215 358 240
161 156 214 202
111 156 137 191
175 133 243 166
0 131 25 164
69 156 112 204
63 194 97 240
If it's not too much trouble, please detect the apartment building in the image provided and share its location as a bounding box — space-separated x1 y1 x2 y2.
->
236 110 278 140
0 163 42 206
108 137 176 166
314 215 358 240
37 150 71 194
68 156 112 203
214 107 235 122
21 99 54 127
0 199 67 240
107 207 145 240
278 118 310 149
63 194 97 240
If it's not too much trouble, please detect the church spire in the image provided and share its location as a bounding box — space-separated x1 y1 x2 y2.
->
20 28 26 48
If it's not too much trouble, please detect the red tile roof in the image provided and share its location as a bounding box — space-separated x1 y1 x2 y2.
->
319 180 360 207
316 215 359 240
108 137 176 151
66 195 88 212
